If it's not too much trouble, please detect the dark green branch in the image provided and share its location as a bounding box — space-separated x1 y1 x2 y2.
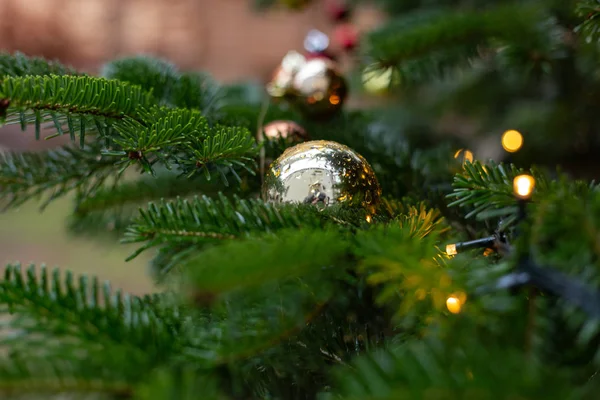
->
122 194 325 260
0 51 80 77
0 75 155 140
0 144 118 209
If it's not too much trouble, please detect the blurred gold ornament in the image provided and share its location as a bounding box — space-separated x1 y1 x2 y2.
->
263 120 309 144
262 140 381 211
292 58 347 118
267 51 307 100
267 53 348 119
362 64 399 94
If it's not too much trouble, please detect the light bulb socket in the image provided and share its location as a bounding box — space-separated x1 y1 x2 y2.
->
454 236 497 253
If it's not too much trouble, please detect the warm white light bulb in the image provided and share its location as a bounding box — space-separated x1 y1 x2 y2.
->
446 244 457 256
513 175 535 199
446 296 461 314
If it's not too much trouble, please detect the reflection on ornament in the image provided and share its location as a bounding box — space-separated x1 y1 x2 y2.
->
266 51 307 99
262 140 381 211
454 149 474 165
263 120 309 144
291 58 348 118
267 48 347 119
362 64 399 94
304 29 329 54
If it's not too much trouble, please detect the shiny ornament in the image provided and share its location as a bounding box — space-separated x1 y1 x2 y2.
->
291 58 348 118
262 140 381 211
266 51 307 100
263 120 309 144
267 54 348 119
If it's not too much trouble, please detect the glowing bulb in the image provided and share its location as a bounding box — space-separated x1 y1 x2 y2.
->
329 95 341 105
366 215 372 223
446 244 457 256
502 130 523 153
513 174 535 199
446 296 462 314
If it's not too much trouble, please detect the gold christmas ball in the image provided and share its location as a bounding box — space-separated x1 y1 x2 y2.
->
291 58 348 119
262 140 381 210
263 120 309 144
266 51 306 100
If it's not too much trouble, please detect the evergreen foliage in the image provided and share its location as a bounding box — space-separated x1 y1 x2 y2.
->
2 0 600 398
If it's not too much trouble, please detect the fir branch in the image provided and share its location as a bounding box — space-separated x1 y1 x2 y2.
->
0 75 155 141
395 203 448 239
68 171 226 239
327 332 577 399
106 108 258 179
354 213 449 324
0 51 79 77
575 0 600 44
185 228 350 295
107 107 209 162
68 205 139 238
184 277 334 370
73 171 220 215
0 357 133 398
100 56 221 112
446 161 549 227
122 194 325 261
365 4 550 81
101 55 179 103
178 124 258 184
134 367 224 400
0 144 118 210
170 71 222 112
0 264 180 363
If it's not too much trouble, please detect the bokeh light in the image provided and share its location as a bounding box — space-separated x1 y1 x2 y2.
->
513 174 535 199
501 130 523 153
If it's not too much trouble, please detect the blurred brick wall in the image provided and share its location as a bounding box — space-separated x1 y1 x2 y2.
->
0 0 383 150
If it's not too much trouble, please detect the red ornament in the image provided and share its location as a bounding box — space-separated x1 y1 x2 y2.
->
325 0 350 21
333 24 358 52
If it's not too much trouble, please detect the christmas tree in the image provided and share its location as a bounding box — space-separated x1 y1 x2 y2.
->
2 0 600 398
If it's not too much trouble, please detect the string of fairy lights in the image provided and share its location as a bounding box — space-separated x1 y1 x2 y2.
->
444 130 600 318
